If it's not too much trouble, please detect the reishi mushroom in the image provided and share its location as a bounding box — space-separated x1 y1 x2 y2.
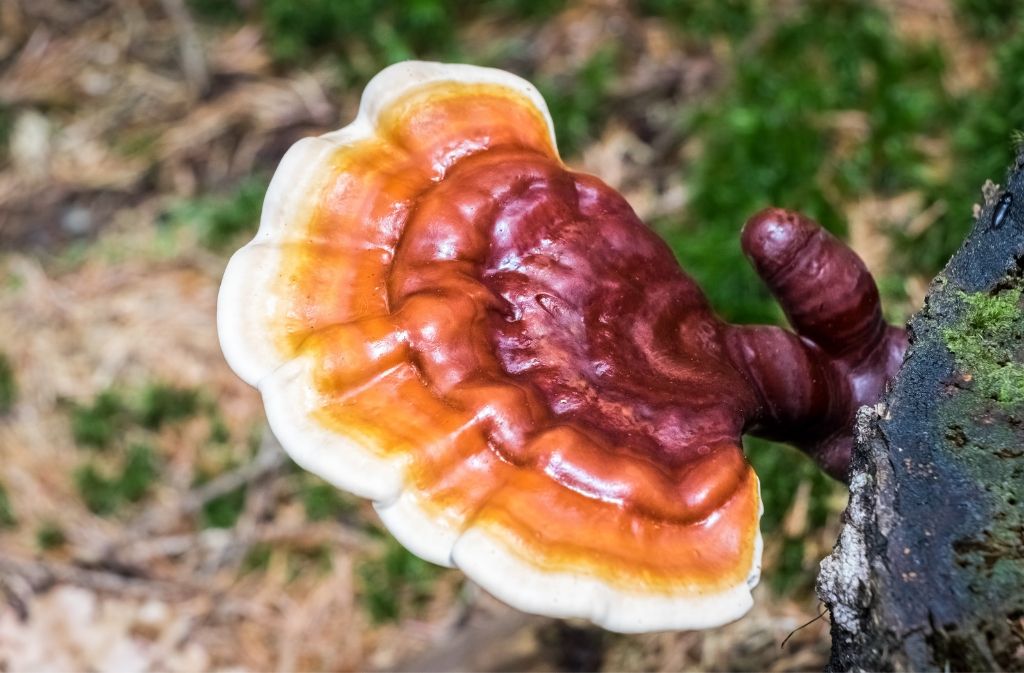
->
217 61 907 632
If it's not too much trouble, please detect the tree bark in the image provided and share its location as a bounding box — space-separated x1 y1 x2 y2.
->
817 150 1024 671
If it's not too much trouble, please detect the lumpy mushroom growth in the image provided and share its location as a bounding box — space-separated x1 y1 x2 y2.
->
218 62 907 633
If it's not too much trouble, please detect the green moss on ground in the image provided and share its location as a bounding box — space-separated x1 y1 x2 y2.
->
36 521 66 550
299 477 359 522
943 288 1024 407
358 536 445 624
0 481 16 528
137 383 201 430
68 382 224 517
75 443 160 516
70 389 130 449
197 478 247 529
0 352 15 414
163 177 269 251
70 382 206 449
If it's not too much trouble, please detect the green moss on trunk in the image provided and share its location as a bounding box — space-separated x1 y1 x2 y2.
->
943 288 1024 407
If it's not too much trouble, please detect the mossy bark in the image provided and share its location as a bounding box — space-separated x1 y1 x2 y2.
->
817 151 1024 672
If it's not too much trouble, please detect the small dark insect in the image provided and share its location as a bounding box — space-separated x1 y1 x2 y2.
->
991 192 1013 230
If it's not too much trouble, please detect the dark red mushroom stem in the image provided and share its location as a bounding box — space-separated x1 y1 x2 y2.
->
730 208 908 480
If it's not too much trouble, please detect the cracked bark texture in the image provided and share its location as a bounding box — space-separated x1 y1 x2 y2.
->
817 150 1024 671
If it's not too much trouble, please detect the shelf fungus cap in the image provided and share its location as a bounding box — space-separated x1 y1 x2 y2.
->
218 61 763 632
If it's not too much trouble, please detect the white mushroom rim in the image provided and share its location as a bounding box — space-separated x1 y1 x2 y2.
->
217 60 764 633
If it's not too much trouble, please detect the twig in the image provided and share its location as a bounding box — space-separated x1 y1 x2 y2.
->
0 572 32 621
183 428 288 516
781 607 829 649
0 553 199 601
117 521 379 565
157 0 209 96
388 608 542 673
152 427 284 524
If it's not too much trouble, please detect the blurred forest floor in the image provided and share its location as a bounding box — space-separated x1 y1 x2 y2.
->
0 0 1020 670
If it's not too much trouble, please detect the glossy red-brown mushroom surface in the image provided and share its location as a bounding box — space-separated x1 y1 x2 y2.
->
218 62 906 632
